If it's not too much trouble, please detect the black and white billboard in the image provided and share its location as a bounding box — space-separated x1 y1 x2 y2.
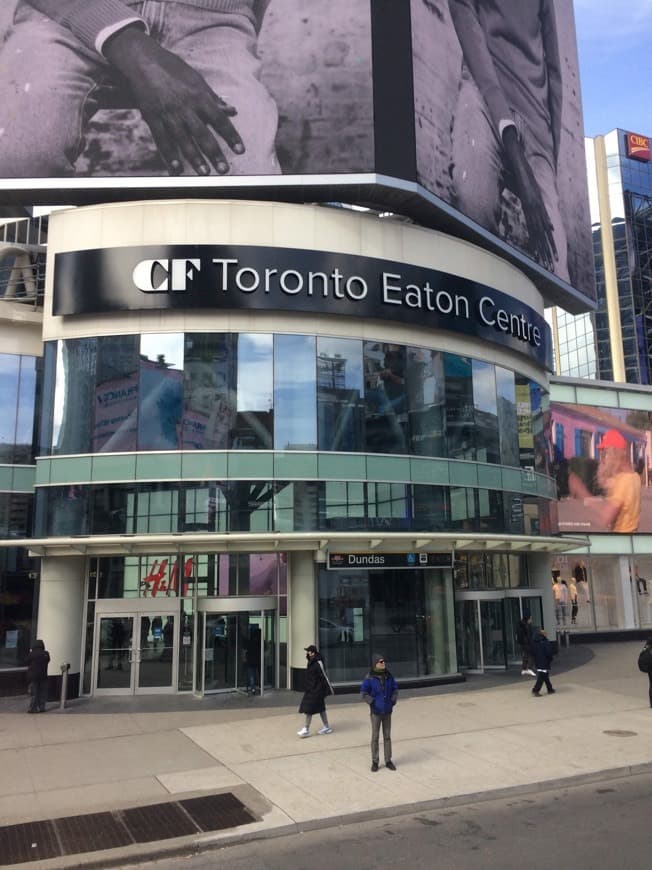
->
0 1 592 310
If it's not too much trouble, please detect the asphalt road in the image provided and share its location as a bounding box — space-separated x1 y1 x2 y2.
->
126 769 651 870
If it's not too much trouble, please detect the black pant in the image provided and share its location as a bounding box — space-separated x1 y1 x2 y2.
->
520 644 532 671
533 670 553 694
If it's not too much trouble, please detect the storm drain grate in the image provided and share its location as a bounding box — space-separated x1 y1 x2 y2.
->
121 801 199 843
0 820 60 865
0 792 256 866
180 792 255 832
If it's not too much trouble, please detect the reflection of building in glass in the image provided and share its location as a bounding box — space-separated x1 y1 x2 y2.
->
548 129 652 384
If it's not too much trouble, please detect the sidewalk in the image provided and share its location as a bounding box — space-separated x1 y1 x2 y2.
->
1 641 651 868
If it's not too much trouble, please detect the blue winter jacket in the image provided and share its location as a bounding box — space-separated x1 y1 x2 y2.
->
360 670 399 715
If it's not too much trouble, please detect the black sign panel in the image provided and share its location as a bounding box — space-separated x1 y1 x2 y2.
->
53 244 552 368
327 553 452 571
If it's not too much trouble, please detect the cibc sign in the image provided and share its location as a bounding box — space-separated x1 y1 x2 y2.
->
53 244 553 368
626 132 651 162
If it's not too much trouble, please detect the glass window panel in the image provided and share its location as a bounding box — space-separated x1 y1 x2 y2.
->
93 336 139 452
134 486 177 534
317 337 364 451
0 354 19 462
235 334 273 449
52 339 97 455
14 356 36 464
472 360 499 464
89 485 130 535
138 334 184 450
444 354 475 460
225 481 274 532
320 481 366 530
406 347 445 457
412 484 449 531
183 334 236 450
181 483 227 532
274 334 316 450
363 342 408 453
496 366 519 467
273 481 318 532
38 343 57 456
367 482 410 530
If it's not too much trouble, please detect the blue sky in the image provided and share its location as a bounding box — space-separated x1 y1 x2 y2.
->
574 0 652 137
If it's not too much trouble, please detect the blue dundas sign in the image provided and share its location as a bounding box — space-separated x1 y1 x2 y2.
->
53 244 553 369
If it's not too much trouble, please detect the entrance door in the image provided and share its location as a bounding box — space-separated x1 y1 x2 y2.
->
95 613 177 695
202 611 273 694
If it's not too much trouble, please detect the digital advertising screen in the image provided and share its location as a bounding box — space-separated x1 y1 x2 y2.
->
0 1 593 310
551 402 652 534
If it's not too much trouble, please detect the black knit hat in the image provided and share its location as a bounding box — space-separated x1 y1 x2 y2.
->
371 652 385 667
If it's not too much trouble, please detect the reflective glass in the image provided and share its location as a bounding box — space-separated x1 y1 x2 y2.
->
412 484 449 531
472 360 499 464
183 334 236 450
367 482 410 531
319 481 366 530
444 354 474 460
363 341 408 453
15 356 37 464
0 354 19 460
495 366 519 467
235 334 273 448
274 334 316 450
138 334 184 450
94 336 139 452
52 339 97 455
317 337 364 451
406 347 445 457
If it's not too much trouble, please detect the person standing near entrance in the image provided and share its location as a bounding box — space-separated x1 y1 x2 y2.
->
26 639 50 713
297 645 333 737
361 653 399 771
245 626 261 696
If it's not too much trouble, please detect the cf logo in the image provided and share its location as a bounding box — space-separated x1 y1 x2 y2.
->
133 258 201 292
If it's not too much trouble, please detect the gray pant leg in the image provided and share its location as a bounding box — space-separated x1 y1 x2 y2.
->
370 712 392 763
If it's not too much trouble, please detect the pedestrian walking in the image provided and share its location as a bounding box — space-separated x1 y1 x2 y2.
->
531 628 556 697
360 653 399 772
516 610 535 676
637 637 652 708
297 644 333 737
26 639 50 713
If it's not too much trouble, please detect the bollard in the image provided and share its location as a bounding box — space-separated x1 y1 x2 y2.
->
59 663 70 711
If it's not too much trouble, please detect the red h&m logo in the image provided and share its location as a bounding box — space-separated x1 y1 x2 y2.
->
626 133 651 162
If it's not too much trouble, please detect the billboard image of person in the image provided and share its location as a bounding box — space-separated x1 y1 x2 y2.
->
0 1 373 178
411 0 593 299
551 403 652 533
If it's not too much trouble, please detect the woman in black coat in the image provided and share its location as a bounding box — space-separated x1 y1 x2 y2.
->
26 639 50 713
297 645 333 737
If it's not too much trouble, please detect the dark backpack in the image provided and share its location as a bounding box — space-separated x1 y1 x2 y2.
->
637 647 652 673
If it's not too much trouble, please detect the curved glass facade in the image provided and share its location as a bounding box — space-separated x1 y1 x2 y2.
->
42 334 551 472
33 480 555 538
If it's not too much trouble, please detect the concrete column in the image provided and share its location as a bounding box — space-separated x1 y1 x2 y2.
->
288 550 317 689
37 556 86 680
620 556 637 629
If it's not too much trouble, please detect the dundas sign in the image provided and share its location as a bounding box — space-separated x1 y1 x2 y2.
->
53 244 552 368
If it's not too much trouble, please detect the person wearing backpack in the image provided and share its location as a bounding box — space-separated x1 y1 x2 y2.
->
637 638 652 708
516 611 535 676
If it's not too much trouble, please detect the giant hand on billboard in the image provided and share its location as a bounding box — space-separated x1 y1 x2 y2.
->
0 0 593 308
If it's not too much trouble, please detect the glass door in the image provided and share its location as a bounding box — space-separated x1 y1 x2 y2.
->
136 613 177 693
94 612 177 695
480 599 507 668
201 611 275 695
96 615 134 694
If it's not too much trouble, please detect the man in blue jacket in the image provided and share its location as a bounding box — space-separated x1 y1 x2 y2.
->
361 653 399 772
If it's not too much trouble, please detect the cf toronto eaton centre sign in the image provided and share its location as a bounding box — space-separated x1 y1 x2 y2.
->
53 244 552 368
